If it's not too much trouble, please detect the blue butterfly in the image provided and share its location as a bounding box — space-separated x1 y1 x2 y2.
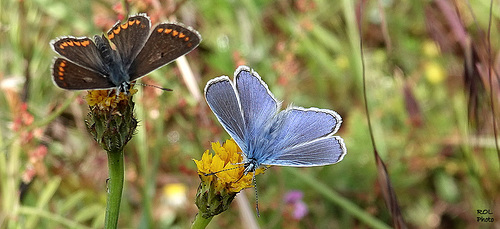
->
204 66 347 175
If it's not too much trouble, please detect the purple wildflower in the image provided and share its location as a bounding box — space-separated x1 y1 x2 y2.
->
284 190 308 220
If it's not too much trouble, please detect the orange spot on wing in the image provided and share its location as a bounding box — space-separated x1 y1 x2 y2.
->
68 41 74 46
172 30 179 37
59 67 64 72
58 72 64 76
165 28 172 34
113 27 121 34
108 33 115 39
74 41 81 46
128 20 135 26
179 33 186 38
59 76 64 80
121 23 128 29
60 61 66 67
135 19 140 25
82 40 90 46
157 28 164 33
184 37 190 42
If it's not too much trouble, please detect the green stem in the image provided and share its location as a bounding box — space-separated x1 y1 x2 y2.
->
191 213 213 229
105 149 125 229
135 89 153 228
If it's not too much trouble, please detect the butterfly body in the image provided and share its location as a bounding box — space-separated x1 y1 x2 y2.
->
92 35 130 93
51 14 201 93
205 66 347 174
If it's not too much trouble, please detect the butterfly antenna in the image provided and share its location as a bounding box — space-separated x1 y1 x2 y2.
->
131 82 173 91
204 164 245 176
253 172 260 217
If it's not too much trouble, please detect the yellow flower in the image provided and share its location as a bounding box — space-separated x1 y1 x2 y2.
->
194 139 265 193
85 88 138 110
424 61 446 85
194 139 267 218
162 183 187 208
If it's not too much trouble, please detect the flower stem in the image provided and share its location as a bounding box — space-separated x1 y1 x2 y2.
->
191 213 213 229
105 149 125 229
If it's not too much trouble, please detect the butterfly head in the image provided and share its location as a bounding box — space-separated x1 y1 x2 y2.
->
117 81 131 95
243 158 260 175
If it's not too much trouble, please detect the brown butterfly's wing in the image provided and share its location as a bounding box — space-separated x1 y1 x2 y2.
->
51 37 108 76
107 14 151 68
52 58 115 90
128 23 201 80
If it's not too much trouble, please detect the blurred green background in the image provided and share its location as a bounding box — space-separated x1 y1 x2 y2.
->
0 0 499 228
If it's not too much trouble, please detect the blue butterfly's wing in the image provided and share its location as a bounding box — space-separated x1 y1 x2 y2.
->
267 136 346 166
263 107 346 166
204 76 246 150
234 66 279 152
273 107 342 148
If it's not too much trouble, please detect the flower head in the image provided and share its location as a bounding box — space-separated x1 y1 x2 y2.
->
284 190 308 220
193 139 266 218
85 88 138 111
85 89 138 152
194 139 265 192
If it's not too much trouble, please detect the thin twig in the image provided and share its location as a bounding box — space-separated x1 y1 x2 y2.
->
485 0 500 166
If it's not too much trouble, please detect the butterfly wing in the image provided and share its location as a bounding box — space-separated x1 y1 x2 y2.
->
128 23 201 80
51 37 108 76
274 107 342 148
204 76 247 150
267 136 346 166
107 14 151 69
52 58 115 90
264 107 346 166
234 66 280 138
